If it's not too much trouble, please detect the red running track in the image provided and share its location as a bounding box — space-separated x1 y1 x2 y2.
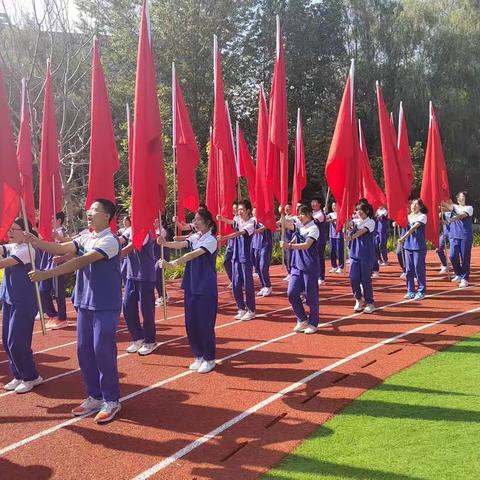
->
1 249 479 480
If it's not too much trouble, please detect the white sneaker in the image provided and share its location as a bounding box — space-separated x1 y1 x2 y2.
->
304 325 318 334
371 271 380 278
329 267 336 273
189 357 204 370
253 272 259 278
400 272 406 279
335 268 344 274
318 279 325 286
459 279 468 288
364 304 375 314
155 297 164 306
256 287 266 297
138 342 158 356
126 339 144 353
354 299 365 312
293 320 309 333
283 274 291 282
4 378 22 391
15 376 43 394
71 396 104 416
234 309 247 320
241 310 256 321
197 360 216 374
35 313 46 321
94 401 122 424
451 275 461 283
227 282 233 289
380 262 389 266
439 265 448 273
262 287 272 297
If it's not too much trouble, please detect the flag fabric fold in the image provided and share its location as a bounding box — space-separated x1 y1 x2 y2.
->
131 0 166 250
86 38 119 230
291 108 306 209
397 101 414 195
0 67 22 239
420 102 450 247
38 60 62 241
16 78 36 226
236 123 256 205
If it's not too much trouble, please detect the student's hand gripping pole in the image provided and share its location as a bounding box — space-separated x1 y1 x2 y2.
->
20 198 47 335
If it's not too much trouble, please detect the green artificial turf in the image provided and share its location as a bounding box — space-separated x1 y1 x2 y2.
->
264 333 480 480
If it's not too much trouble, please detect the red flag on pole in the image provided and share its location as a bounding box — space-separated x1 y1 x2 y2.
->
397 101 414 194
376 83 410 227
16 78 35 226
38 60 62 241
325 60 360 231
291 108 306 209
236 123 256 204
420 102 450 247
212 36 237 227
255 85 276 231
86 37 119 230
0 67 22 239
358 119 386 211
131 0 166 250
126 103 133 185
266 16 289 209
205 126 218 214
173 64 200 222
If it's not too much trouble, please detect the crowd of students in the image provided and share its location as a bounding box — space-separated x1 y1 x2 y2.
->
0 192 474 423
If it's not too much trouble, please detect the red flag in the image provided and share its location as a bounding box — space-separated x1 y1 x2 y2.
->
86 38 119 231
358 119 386 211
325 60 360 231
291 108 306 208
205 126 218 213
397 101 414 194
420 102 450 247
16 78 35 226
236 123 256 204
266 16 288 208
254 85 276 231
131 0 166 250
126 103 133 185
173 63 200 222
376 83 410 227
212 36 237 224
38 60 62 241
0 66 22 239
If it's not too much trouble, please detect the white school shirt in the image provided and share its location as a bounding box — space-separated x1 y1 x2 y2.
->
453 205 474 216
122 226 149 246
353 217 376 233
0 243 33 264
75 228 119 259
236 217 255 236
187 231 218 254
376 207 388 218
313 210 326 223
408 213 427 225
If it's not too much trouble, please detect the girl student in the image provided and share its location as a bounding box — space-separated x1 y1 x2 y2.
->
217 199 256 321
392 221 407 279
1 217 43 394
399 199 428 300
326 202 345 273
311 197 328 285
158 208 218 374
346 200 376 313
281 204 320 334
436 207 451 274
251 213 273 297
375 205 389 265
153 216 170 306
443 191 474 288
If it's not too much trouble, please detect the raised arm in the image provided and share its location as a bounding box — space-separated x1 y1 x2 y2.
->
23 232 77 256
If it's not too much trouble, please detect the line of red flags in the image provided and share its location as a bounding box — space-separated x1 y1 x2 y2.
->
291 108 306 209
236 123 256 205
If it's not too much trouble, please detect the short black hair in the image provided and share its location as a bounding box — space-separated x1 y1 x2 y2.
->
93 198 116 222
13 217 38 237
456 191 468 202
414 198 428 214
298 205 313 216
56 211 65 224
239 199 252 213
311 197 322 204
356 200 374 218
197 208 217 235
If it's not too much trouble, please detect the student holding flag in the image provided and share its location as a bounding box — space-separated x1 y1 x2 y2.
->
311 198 328 285
436 208 451 274
251 215 273 297
223 201 238 289
327 202 344 273
375 205 389 265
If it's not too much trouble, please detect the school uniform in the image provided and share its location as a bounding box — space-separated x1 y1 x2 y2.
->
404 213 428 294
251 219 273 289
436 212 451 267
121 227 156 344
375 208 389 263
182 231 218 361
396 227 407 272
153 227 170 299
328 212 344 269
73 228 121 403
232 217 256 312
287 220 320 327
1 244 39 382
349 217 376 304
223 217 238 283
39 227 67 320
449 205 474 281
283 215 295 274
313 210 327 281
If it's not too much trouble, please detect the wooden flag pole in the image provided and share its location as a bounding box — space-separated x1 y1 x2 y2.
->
158 210 168 320
51 174 59 298
172 62 180 244
20 198 47 335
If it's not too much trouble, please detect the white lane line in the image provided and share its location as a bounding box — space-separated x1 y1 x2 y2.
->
0 282 476 456
133 304 480 479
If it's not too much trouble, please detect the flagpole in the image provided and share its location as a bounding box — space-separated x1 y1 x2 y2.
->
20 198 47 335
158 210 168 320
172 62 179 240
235 120 241 202
51 173 59 297
325 187 331 211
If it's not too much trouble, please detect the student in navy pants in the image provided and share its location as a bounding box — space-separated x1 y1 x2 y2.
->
218 200 256 321
399 199 428 300
1 217 42 394
311 198 327 285
281 205 320 334
120 226 157 356
223 202 238 288
347 201 376 313
443 192 474 288
27 199 122 424
118 215 131 286
159 208 218 374
153 217 170 306
436 210 450 273
327 202 345 273
251 218 273 297
375 206 389 264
